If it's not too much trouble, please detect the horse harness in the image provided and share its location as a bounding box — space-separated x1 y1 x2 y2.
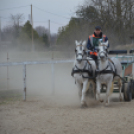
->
98 44 108 57
73 43 126 82
72 60 93 78
95 59 116 78
75 44 85 58
95 59 126 83
72 44 93 78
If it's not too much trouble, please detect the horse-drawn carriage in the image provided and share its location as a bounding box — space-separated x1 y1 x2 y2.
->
72 40 134 107
108 49 134 102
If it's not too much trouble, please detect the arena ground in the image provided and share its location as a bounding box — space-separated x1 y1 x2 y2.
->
0 94 134 134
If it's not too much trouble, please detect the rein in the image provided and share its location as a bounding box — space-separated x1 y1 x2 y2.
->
98 51 108 58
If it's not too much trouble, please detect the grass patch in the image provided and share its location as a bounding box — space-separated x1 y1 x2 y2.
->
0 90 22 105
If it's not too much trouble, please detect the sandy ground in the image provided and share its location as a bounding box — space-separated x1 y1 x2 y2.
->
0 94 134 134
0 50 134 134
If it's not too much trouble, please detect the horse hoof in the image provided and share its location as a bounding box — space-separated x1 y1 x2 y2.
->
100 100 104 103
81 102 88 108
105 103 109 107
119 97 123 102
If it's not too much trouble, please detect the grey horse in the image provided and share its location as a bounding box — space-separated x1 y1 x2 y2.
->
72 40 96 107
96 40 122 106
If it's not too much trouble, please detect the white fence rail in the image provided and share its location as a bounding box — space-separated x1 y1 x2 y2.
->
0 60 74 101
0 56 133 101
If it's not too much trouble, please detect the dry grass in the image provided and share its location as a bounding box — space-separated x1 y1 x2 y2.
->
0 90 22 105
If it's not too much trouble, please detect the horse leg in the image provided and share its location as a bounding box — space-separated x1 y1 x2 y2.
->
89 80 96 100
105 82 112 106
76 81 82 101
96 80 103 102
81 80 88 108
94 83 97 100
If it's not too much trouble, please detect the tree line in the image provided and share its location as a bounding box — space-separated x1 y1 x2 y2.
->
0 14 57 51
57 0 134 49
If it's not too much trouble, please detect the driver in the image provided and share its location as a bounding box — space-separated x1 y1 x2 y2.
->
87 26 109 61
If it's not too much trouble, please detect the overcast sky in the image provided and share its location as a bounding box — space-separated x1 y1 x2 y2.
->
0 0 84 33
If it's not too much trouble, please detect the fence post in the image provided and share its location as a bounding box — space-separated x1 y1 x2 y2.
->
7 52 9 90
51 63 55 95
23 64 26 101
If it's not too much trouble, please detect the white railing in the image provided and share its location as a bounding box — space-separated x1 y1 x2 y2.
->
114 56 134 63
0 60 74 101
0 56 133 101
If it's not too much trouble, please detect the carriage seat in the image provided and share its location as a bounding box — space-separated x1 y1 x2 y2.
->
108 50 127 55
121 60 133 65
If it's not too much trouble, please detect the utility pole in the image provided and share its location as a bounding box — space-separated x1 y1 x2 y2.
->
0 17 1 42
31 4 34 51
48 20 51 47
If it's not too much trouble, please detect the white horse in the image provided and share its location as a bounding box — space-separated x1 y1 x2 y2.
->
72 40 96 107
96 40 122 106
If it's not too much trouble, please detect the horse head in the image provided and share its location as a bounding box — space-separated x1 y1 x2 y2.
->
75 40 87 64
97 39 109 60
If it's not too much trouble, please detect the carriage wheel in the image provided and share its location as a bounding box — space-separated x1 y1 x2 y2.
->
132 90 134 99
121 83 124 92
132 81 134 99
124 82 132 102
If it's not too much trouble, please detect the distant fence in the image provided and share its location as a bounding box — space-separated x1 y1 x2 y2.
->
0 55 133 101
0 60 74 101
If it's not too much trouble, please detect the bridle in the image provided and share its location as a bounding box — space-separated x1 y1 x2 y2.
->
98 44 108 58
98 51 108 58
72 45 94 78
75 45 86 58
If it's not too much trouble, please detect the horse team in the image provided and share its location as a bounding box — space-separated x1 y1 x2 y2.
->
72 40 122 107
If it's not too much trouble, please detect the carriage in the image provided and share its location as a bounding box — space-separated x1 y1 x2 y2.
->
73 40 134 107
105 49 134 102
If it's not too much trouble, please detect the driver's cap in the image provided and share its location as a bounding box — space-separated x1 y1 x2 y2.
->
95 26 101 30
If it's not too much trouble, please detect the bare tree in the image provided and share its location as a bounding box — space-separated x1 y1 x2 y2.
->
10 14 24 38
2 26 14 41
10 13 24 27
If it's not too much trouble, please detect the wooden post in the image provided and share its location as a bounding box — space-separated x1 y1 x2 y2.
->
0 17 1 42
51 63 55 95
48 20 51 47
7 53 9 90
23 64 26 101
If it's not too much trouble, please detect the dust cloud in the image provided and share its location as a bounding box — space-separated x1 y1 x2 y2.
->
0 47 84 107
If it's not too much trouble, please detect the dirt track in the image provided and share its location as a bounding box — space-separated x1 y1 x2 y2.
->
0 94 134 134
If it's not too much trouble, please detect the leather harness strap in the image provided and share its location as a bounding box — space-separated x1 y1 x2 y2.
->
72 61 93 77
95 61 115 77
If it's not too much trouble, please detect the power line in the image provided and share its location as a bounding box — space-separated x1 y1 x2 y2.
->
34 20 64 26
51 20 65 26
0 5 70 25
0 5 30 11
34 20 48 23
33 5 70 20
0 16 65 26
